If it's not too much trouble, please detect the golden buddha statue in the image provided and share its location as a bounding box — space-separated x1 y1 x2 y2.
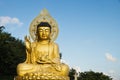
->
15 9 69 80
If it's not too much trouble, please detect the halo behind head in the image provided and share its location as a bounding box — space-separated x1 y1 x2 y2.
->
29 9 59 42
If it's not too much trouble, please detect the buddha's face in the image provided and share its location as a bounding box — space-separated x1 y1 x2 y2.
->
37 26 51 40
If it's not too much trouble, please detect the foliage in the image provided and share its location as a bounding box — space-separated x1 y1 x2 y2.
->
0 75 13 80
59 53 62 59
69 68 76 80
78 70 112 80
0 26 26 75
69 68 112 80
78 71 112 80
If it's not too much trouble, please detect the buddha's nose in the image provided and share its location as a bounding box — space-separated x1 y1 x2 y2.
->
43 31 45 35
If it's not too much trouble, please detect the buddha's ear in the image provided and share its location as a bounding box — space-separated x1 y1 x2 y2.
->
50 28 52 33
49 33 52 41
49 38 51 42
35 33 38 41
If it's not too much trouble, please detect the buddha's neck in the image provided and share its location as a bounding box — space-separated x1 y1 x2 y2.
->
38 40 50 44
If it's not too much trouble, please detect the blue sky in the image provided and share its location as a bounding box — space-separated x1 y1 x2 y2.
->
0 0 120 79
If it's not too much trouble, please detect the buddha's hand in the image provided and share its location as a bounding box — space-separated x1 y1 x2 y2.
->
51 58 60 64
36 59 46 64
36 55 51 64
24 35 31 51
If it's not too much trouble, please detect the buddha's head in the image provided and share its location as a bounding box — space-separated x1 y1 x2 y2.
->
36 22 51 41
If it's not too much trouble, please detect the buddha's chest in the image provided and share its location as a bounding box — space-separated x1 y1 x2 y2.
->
35 44 49 54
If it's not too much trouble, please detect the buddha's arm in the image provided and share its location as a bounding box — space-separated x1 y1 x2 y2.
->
24 36 31 53
24 36 31 63
52 43 61 64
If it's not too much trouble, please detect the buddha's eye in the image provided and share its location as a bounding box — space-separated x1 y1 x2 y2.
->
39 29 43 32
45 29 49 32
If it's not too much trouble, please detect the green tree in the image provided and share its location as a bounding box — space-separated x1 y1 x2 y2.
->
69 68 77 80
59 52 62 59
69 68 112 80
78 70 112 80
0 26 26 75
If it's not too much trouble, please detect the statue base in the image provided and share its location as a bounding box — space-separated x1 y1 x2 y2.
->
15 76 69 80
15 68 69 80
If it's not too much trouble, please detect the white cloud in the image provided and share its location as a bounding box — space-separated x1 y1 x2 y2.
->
0 16 23 26
61 59 69 64
73 66 81 73
105 53 117 62
107 70 119 80
108 70 115 74
102 72 109 76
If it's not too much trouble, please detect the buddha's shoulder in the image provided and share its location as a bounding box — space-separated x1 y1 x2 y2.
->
31 42 37 47
30 41 59 47
49 42 58 45
49 42 59 48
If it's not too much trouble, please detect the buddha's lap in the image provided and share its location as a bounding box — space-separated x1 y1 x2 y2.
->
17 63 69 72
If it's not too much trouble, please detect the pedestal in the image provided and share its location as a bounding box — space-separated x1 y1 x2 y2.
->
15 75 69 80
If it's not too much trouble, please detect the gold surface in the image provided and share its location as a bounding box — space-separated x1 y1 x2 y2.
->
15 9 69 80
29 9 59 42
